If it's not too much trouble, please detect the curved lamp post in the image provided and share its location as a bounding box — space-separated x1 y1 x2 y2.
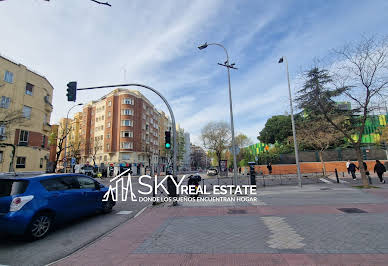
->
63 103 83 172
198 42 238 186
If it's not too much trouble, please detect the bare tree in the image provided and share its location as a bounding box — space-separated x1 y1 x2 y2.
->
296 116 344 176
90 138 102 166
201 121 231 171
297 36 388 187
51 125 71 172
0 109 26 172
0 0 112 6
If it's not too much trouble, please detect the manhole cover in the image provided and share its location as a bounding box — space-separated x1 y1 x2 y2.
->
228 209 247 214
338 208 367 214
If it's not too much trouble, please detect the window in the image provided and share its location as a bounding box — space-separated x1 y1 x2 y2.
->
0 125 5 138
43 114 48 125
143 114 146 120
0 151 3 162
108 101 112 106
40 158 43 168
23 106 32 119
121 131 133 138
60 176 81 190
106 144 110 150
42 135 46 148
122 109 133 115
121 120 132 126
0 96 10 109
108 111 111 117
106 133 110 139
107 122 111 128
40 178 69 191
77 176 96 189
25 83 34 96
0 180 28 196
123 98 133 105
16 157 26 168
4 70 13 83
121 142 133 149
19 130 29 145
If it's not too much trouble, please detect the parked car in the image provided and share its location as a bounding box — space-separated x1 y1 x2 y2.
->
207 168 218 176
0 173 115 240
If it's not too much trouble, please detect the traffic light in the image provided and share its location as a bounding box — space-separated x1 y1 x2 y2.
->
66 81 77 102
165 131 171 149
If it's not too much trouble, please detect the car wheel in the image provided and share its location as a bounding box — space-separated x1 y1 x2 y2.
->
102 198 114 214
27 213 53 240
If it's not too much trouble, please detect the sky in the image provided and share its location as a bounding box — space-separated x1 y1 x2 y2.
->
1 0 388 146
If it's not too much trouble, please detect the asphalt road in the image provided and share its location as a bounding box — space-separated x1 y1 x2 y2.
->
0 176 152 266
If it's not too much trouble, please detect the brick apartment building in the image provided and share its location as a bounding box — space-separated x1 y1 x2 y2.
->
0 55 53 173
78 89 160 174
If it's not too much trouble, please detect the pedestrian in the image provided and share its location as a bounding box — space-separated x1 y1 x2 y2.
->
238 167 241 174
267 162 272 175
374 160 386 184
346 160 350 175
348 162 358 180
362 161 372 184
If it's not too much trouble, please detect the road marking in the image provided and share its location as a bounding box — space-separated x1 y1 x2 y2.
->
134 206 148 218
320 178 332 184
116 211 133 215
262 216 305 249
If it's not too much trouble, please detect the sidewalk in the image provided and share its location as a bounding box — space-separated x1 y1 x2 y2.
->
53 183 388 266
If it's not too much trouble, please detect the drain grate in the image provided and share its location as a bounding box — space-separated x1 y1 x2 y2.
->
228 209 247 214
338 208 367 214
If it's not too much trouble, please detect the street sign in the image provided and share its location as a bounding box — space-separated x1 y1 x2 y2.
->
229 146 240 154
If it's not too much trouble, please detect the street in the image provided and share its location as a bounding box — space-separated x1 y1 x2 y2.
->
0 177 150 266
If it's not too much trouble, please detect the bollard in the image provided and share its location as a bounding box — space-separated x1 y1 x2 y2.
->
152 181 156 205
335 168 339 183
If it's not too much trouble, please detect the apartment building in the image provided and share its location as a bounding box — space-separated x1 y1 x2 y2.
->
78 89 160 174
158 111 172 173
0 55 53 172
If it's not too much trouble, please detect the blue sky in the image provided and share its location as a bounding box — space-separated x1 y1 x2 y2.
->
1 0 387 145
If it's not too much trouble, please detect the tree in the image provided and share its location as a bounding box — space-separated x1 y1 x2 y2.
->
201 121 231 170
0 110 27 172
297 36 388 187
0 0 112 7
295 116 344 175
90 138 102 166
258 115 293 144
52 125 71 172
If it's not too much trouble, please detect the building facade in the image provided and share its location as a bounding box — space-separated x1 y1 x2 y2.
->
78 89 160 174
183 132 191 170
0 55 53 172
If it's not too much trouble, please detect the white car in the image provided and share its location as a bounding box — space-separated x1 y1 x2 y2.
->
207 168 218 176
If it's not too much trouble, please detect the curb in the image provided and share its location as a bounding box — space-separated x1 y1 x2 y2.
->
46 205 150 266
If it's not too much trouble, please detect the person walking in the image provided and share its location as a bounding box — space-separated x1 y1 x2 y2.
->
267 162 272 175
346 160 350 175
348 162 358 180
374 160 386 184
362 161 372 185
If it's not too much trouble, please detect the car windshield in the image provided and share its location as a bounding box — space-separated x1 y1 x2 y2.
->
0 179 29 197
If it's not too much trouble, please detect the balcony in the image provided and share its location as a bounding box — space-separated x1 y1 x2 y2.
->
42 123 51 132
44 96 53 112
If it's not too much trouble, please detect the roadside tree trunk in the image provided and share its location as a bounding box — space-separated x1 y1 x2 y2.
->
355 145 368 187
318 150 326 176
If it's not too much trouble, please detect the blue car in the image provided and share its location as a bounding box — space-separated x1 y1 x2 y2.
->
0 174 115 240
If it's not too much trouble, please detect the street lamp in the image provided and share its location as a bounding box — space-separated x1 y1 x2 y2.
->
63 103 83 172
278 56 302 187
198 42 239 186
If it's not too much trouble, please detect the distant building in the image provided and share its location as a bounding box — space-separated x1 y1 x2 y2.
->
183 132 191 170
0 55 53 172
190 144 208 170
76 89 160 175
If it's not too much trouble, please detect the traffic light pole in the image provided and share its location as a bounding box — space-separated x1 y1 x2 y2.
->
74 83 177 178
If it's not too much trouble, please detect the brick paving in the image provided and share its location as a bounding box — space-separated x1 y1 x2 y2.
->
53 184 388 266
